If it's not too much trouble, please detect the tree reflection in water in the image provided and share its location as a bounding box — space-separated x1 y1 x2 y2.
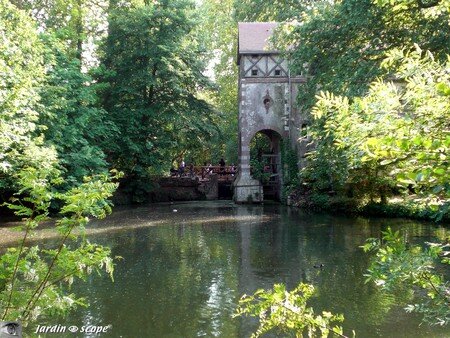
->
24 201 448 338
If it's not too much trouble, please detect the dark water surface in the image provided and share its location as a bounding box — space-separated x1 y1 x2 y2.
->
23 201 449 337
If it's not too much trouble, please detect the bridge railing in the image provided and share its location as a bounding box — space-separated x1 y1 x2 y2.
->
196 166 238 181
171 166 238 182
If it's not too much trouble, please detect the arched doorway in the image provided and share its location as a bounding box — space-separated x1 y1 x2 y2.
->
250 129 282 201
234 127 284 203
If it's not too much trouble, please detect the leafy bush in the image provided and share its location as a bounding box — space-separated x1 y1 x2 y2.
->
281 140 300 202
362 227 450 326
0 167 120 324
234 283 348 338
301 47 450 220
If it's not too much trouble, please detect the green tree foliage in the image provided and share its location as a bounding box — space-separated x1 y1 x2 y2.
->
0 0 57 195
1 0 113 200
362 228 450 326
374 0 450 13
197 0 238 164
234 283 347 338
234 0 308 22
10 0 109 63
286 0 450 111
39 34 113 186
304 89 396 202
0 3 118 324
249 133 272 183
0 166 118 323
280 139 300 201
304 47 449 219
363 48 450 219
99 0 218 193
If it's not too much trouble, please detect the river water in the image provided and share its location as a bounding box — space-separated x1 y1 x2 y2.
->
14 201 449 337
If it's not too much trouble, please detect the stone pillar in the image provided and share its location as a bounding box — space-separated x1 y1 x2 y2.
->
234 138 263 203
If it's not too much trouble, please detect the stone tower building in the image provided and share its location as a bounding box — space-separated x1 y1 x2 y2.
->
233 22 307 203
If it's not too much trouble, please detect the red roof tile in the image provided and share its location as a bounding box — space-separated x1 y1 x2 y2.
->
238 22 278 54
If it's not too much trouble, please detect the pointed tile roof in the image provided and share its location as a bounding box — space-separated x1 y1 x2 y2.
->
238 22 278 55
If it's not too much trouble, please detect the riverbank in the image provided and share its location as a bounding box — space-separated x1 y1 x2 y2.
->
289 190 449 223
1 189 447 248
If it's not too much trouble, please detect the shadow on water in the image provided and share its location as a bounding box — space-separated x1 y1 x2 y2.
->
4 201 448 338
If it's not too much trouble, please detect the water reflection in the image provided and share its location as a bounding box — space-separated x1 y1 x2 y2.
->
15 201 447 338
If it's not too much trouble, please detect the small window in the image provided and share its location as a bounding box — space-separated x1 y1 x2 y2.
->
251 69 258 76
274 69 281 76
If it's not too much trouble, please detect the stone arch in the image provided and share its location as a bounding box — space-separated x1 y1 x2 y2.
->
234 127 285 203
249 129 284 201
248 126 285 143
248 128 284 168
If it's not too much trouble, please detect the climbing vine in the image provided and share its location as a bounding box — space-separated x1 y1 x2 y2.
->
280 139 299 203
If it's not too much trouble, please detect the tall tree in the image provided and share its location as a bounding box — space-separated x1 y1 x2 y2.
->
197 0 239 164
289 0 450 217
38 34 114 186
285 0 450 110
10 0 109 65
5 0 114 189
99 0 218 198
0 0 57 196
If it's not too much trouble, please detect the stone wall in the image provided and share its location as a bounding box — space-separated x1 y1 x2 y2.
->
113 177 220 204
148 177 205 202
